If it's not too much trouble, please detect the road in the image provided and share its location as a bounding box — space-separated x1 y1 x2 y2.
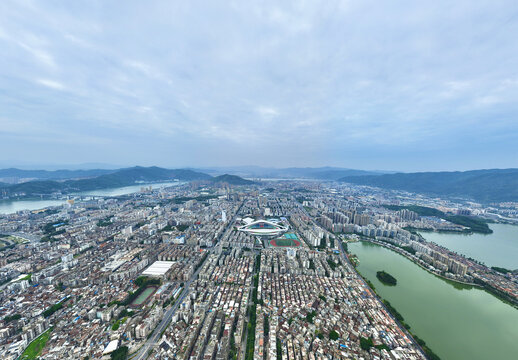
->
131 201 244 360
131 257 206 360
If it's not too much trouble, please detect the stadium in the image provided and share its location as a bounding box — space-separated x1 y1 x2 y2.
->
237 219 288 236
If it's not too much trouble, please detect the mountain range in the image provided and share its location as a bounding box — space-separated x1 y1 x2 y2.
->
0 167 211 196
340 168 518 203
0 168 115 183
2 166 518 203
193 166 389 180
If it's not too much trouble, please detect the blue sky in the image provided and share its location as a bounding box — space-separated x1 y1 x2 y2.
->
1 0 517 171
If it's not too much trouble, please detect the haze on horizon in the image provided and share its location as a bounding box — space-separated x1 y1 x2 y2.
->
1 0 518 172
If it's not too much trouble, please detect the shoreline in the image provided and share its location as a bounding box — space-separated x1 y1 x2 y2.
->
355 239 518 309
363 239 480 286
338 242 429 359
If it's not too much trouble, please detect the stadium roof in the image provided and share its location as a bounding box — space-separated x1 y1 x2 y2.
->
238 219 288 236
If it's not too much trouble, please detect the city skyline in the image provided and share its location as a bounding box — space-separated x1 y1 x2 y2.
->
2 2 518 360
1 1 518 171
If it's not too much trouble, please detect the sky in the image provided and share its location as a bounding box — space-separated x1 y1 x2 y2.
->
1 0 518 172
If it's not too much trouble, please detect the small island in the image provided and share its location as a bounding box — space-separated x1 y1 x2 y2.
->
377 271 397 286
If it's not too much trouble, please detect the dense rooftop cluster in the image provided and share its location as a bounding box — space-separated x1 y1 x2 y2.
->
0 180 516 359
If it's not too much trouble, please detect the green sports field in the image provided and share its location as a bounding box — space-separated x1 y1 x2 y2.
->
20 329 52 359
269 238 301 247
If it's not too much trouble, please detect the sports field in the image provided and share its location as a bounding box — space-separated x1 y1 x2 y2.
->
270 234 301 247
130 286 157 307
20 329 52 359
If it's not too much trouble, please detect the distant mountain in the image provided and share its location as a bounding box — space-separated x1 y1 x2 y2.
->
194 166 388 180
64 167 211 192
210 174 255 185
0 166 212 196
6 180 66 194
339 168 518 203
306 168 385 180
0 168 115 182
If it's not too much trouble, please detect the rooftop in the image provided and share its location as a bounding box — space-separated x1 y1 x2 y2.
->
142 261 175 276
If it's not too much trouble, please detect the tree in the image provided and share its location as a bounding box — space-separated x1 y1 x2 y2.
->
360 337 374 351
110 346 128 360
134 276 147 287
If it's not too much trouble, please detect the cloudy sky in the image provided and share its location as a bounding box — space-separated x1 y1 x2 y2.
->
1 0 517 171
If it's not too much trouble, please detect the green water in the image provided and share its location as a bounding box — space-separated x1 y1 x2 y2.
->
131 287 156 306
420 223 518 270
349 241 518 360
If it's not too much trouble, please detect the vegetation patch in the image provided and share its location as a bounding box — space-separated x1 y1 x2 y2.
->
491 266 512 274
329 330 339 340
20 328 52 360
244 257 261 360
97 215 114 227
3 313 21 323
413 334 442 360
360 336 374 350
377 270 397 286
384 205 492 234
110 346 128 360
276 338 282 359
327 258 338 270
305 310 317 324
43 302 65 318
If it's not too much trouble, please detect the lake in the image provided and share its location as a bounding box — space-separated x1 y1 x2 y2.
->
349 241 518 360
419 223 518 269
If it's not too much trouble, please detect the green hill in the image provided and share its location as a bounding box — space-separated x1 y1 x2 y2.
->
384 205 492 234
340 169 518 203
64 167 211 191
210 174 255 185
0 167 211 196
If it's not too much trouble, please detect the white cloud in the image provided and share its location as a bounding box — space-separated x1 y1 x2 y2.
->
0 0 517 169
36 78 65 90
17 41 56 68
256 106 279 118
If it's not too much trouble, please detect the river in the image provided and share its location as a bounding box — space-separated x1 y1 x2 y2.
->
349 241 518 360
0 181 182 215
73 181 182 197
0 199 66 215
419 223 518 270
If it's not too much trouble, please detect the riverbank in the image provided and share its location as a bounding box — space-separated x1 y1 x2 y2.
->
0 181 184 215
360 238 480 287
419 223 518 270
339 242 428 359
359 237 518 309
349 241 518 360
